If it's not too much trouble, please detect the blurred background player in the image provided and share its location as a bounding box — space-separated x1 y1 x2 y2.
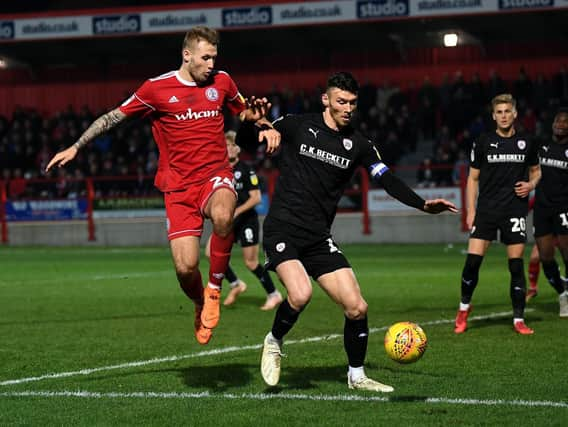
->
206 130 283 310
256 72 457 393
532 108 568 316
45 26 280 345
455 94 541 335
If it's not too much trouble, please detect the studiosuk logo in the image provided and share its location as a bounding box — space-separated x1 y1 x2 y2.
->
174 108 220 121
222 7 272 27
93 15 140 35
357 0 409 19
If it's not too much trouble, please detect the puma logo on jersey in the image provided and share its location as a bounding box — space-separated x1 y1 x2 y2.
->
542 145 549 152
490 143 499 148
174 107 220 121
308 128 319 139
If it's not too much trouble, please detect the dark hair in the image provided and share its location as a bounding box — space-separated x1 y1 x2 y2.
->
327 72 359 94
556 106 568 115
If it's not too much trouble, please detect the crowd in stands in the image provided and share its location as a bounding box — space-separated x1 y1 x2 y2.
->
1 65 568 199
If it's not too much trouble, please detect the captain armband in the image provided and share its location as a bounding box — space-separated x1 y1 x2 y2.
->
368 162 389 178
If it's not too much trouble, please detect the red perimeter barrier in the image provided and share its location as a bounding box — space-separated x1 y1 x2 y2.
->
0 180 7 244
0 166 463 243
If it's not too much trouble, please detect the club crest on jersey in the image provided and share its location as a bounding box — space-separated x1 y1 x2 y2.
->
276 242 286 253
205 87 219 102
343 138 353 150
517 140 526 150
234 171 241 179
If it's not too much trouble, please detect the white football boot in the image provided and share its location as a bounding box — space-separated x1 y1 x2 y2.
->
348 375 394 393
261 333 283 386
559 291 568 318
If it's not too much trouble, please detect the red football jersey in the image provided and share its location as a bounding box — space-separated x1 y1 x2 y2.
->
119 70 246 192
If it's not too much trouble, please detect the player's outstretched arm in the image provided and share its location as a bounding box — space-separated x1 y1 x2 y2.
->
238 96 280 154
45 108 128 172
376 170 458 214
240 96 271 122
423 199 458 214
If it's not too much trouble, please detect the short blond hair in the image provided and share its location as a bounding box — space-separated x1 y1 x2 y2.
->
491 93 516 111
182 26 219 50
225 130 237 143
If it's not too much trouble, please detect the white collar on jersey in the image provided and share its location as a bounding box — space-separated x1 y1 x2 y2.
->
175 71 197 87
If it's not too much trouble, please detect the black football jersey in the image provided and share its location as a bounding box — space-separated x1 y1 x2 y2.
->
470 131 539 214
233 160 259 220
536 139 568 208
268 113 385 233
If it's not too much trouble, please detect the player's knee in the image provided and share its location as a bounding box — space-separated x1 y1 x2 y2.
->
211 216 233 238
288 288 312 309
175 263 199 282
244 258 257 271
345 300 368 320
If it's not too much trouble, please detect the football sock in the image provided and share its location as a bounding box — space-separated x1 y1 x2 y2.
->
528 259 540 288
344 316 368 368
460 254 483 304
225 265 238 286
271 299 301 340
208 231 234 288
459 302 470 311
348 366 365 382
542 260 565 294
178 269 203 304
509 258 527 319
252 264 276 294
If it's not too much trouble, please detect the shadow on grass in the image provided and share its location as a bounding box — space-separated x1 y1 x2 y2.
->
180 363 253 391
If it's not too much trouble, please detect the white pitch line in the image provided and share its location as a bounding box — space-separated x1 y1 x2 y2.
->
0 390 566 409
0 309 532 387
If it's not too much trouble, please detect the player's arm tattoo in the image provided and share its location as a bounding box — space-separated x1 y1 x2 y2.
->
73 108 128 150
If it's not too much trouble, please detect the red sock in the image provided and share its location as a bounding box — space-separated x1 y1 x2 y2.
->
179 269 204 304
528 260 540 289
208 232 234 288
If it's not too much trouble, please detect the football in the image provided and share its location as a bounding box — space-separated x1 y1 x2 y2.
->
384 321 428 364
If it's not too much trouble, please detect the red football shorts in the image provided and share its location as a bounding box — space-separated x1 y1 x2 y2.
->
164 170 236 240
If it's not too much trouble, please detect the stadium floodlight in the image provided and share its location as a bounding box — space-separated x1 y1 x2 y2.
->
443 33 458 47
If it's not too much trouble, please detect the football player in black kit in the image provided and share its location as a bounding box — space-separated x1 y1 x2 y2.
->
454 94 541 335
533 108 568 317
244 72 457 393
206 131 283 310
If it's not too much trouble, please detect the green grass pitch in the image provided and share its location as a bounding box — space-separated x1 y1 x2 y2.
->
1 244 567 426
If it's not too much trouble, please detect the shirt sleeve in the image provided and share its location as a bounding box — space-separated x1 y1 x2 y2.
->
224 75 247 115
361 140 390 180
248 167 260 191
272 114 301 141
119 80 156 117
527 137 540 166
470 137 485 169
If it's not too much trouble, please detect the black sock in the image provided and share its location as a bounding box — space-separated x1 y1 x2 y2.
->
271 299 301 340
253 265 276 294
542 260 565 294
509 258 526 318
344 316 368 368
461 254 483 304
225 265 238 284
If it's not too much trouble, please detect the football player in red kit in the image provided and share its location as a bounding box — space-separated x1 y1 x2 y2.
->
46 26 279 345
